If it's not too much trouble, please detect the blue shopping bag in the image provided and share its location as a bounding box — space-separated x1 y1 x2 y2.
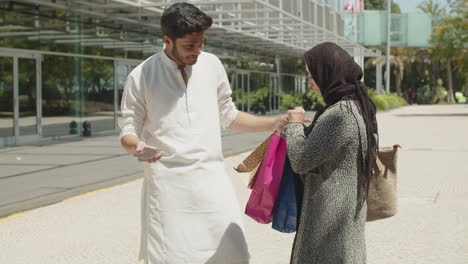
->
272 155 303 233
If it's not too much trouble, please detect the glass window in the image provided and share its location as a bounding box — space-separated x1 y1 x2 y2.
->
18 58 37 136
116 64 130 119
0 57 13 137
41 55 81 137
81 58 115 134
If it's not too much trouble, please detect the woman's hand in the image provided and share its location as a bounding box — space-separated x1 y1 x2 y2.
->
287 107 306 124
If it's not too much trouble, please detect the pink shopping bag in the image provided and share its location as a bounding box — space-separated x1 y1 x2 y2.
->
245 133 287 224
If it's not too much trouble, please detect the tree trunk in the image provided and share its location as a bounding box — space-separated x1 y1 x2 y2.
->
452 64 460 98
430 59 437 89
447 58 455 103
395 67 402 96
410 62 417 91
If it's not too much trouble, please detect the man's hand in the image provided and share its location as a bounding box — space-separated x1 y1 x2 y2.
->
121 134 163 163
272 114 289 133
135 140 148 154
135 141 164 163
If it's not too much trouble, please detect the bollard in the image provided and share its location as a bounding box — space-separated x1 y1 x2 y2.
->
69 121 78 135
82 121 91 137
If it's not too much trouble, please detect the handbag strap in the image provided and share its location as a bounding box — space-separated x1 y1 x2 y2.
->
350 106 399 176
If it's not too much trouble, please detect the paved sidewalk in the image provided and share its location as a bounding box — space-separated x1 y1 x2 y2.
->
0 104 467 263
0 129 274 218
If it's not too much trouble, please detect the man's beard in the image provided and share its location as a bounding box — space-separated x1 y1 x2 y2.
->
172 45 197 66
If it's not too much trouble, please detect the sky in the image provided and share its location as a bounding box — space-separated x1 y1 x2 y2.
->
393 0 450 13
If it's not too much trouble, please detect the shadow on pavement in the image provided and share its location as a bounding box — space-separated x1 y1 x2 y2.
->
395 113 468 117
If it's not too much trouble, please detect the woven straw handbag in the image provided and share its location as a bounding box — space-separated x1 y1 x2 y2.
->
366 144 401 221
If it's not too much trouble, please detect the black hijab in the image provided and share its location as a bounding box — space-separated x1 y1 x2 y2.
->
304 42 378 213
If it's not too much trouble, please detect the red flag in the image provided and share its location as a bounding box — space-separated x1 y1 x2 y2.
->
344 0 364 13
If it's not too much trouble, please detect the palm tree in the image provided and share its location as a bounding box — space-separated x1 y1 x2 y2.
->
365 48 418 96
423 0 466 103
417 0 446 16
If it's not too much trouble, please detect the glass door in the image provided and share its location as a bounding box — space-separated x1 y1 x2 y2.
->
18 57 39 137
0 52 41 146
16 55 41 144
0 56 13 145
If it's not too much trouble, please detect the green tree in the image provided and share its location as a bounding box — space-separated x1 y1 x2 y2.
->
429 1 467 103
416 0 447 94
417 0 446 16
364 0 401 13
365 47 420 96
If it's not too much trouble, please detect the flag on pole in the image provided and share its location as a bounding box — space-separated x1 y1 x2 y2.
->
344 0 364 12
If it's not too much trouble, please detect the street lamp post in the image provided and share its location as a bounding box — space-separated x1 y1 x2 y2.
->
386 0 391 94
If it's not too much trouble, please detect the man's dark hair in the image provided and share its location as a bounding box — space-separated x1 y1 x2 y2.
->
161 2 213 39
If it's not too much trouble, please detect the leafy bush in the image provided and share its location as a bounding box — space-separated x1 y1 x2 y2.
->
249 87 270 114
369 89 407 111
370 94 389 110
233 87 276 115
415 85 448 104
301 90 325 111
455 92 467 103
433 85 448 104
280 94 302 111
279 90 325 111
237 88 406 114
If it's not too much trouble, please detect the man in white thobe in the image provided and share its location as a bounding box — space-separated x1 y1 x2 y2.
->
119 3 287 264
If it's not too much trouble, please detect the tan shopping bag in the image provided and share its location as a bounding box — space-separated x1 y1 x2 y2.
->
242 163 261 189
235 134 272 188
367 144 401 222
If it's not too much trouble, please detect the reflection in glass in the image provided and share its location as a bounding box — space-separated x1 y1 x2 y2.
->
42 55 80 137
82 58 114 134
18 58 37 136
0 9 146 144
0 57 13 137
116 64 131 118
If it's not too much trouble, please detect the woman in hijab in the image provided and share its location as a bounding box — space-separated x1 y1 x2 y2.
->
284 42 378 264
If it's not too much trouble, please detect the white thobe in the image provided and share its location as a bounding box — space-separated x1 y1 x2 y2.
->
119 50 250 264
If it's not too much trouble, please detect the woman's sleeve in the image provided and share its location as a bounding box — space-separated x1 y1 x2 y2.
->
284 106 354 175
118 74 146 138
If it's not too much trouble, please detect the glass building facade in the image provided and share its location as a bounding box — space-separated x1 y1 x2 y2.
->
344 11 434 47
0 0 375 147
0 6 145 145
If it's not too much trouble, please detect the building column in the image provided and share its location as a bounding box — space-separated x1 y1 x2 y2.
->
275 56 282 112
354 47 364 82
376 62 384 94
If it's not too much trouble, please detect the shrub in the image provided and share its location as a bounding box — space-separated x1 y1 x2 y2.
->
280 90 325 111
250 88 270 114
455 92 467 103
415 85 448 104
236 88 406 114
301 90 325 111
280 94 302 111
369 90 407 111
233 87 275 115
433 85 448 104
